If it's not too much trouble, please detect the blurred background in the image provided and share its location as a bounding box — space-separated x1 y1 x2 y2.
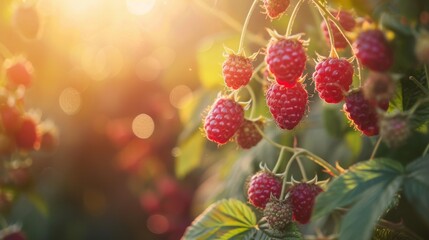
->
0 0 428 239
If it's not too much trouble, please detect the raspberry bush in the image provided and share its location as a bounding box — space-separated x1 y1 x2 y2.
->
175 0 429 239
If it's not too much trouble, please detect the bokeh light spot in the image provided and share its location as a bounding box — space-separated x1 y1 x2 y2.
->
59 88 81 115
147 214 169 234
126 0 156 15
152 46 176 69
169 85 193 109
132 114 155 139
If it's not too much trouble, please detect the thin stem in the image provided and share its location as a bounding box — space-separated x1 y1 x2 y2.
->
238 0 259 52
425 64 429 89
273 147 286 173
296 157 308 181
285 0 304 36
245 85 257 119
193 0 266 46
281 151 303 199
370 137 383 160
314 1 338 58
408 97 429 115
422 143 429 156
302 150 340 176
254 123 295 152
409 76 429 96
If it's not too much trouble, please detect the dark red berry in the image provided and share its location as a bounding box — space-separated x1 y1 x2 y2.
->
343 89 388 136
266 82 308 130
313 57 354 103
334 10 356 31
247 171 282 209
13 3 40 40
204 98 244 144
263 0 290 20
264 197 293 230
15 117 40 150
266 38 306 87
0 106 21 133
236 119 263 149
4 58 34 88
354 29 393 72
289 183 323 224
222 54 253 90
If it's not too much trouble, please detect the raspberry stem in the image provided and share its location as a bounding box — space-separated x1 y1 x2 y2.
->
422 143 429 156
280 151 303 199
193 0 266 46
272 147 286 174
315 2 339 58
285 0 305 37
370 137 382 160
296 156 308 181
238 0 259 53
245 85 257 119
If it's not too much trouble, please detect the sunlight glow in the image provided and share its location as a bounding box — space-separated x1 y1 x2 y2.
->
132 114 155 139
59 88 81 115
126 0 156 15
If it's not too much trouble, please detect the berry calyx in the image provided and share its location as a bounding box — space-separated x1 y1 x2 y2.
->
236 119 263 149
203 97 244 145
354 29 393 72
266 35 307 87
266 82 308 130
264 197 293 231
222 54 253 90
288 182 323 224
313 57 354 103
379 113 410 148
343 89 388 136
3 57 34 88
263 0 290 20
247 171 282 209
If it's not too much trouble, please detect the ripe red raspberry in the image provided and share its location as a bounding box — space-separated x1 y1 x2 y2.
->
266 37 306 87
343 89 388 136
380 113 410 148
247 171 282 209
15 117 40 150
263 0 290 20
288 183 323 224
0 105 22 133
13 3 40 40
222 54 253 90
321 11 355 49
203 98 244 144
354 29 393 72
264 197 293 230
236 119 263 149
266 82 308 130
313 57 354 103
3 58 34 88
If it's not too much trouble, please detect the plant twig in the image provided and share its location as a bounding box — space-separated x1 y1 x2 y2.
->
238 0 259 52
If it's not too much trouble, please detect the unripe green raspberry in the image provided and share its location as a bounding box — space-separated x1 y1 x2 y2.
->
263 197 293 231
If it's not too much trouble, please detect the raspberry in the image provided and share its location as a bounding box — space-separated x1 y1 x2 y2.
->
313 57 354 103
0 105 22 133
343 89 388 136
236 119 263 149
264 197 293 230
263 0 290 20
222 54 253 90
15 117 40 150
13 3 40 40
247 171 282 209
321 11 355 49
203 98 244 144
266 82 308 130
266 37 306 87
379 113 410 148
354 29 393 72
3 57 34 88
363 72 394 104
288 183 323 224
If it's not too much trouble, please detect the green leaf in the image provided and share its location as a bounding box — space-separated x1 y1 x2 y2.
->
404 155 429 223
245 222 302 240
175 130 205 178
183 199 257 240
196 34 240 89
339 174 403 240
313 158 404 219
